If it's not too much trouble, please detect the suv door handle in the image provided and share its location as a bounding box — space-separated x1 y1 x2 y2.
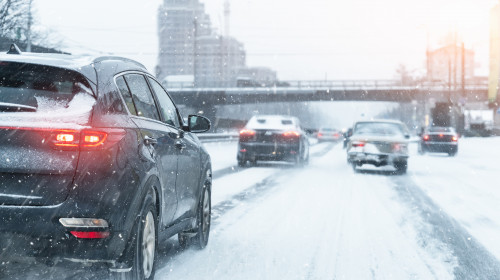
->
144 136 158 146
175 139 186 150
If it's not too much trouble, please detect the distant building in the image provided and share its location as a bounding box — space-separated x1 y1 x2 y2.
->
157 0 274 88
194 36 246 87
427 44 474 87
157 0 213 81
489 2 500 104
237 67 277 87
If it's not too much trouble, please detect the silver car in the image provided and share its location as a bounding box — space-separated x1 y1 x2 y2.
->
347 120 410 173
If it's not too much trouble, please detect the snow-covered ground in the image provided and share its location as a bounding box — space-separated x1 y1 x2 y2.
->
4 138 500 279
154 138 500 279
409 137 500 261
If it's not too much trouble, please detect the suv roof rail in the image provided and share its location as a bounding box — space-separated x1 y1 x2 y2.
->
7 44 22 55
92 56 146 69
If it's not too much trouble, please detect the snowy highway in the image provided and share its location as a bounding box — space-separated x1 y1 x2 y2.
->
153 138 500 280
3 138 500 280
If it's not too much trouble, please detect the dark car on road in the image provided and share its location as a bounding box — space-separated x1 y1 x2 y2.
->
237 115 309 166
317 127 342 142
419 126 458 156
0 46 212 280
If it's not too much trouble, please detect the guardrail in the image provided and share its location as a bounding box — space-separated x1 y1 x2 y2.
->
197 133 239 143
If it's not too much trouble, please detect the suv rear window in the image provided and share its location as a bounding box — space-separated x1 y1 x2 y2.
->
0 62 94 110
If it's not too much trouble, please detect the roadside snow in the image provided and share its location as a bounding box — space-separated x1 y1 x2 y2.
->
409 137 500 260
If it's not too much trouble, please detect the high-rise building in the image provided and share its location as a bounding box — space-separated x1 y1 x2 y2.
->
157 0 212 82
157 0 271 88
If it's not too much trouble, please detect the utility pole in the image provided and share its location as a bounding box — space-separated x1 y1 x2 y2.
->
193 18 198 87
26 0 33 52
461 42 465 95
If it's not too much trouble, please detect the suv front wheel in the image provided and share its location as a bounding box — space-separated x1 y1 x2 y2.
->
178 186 211 249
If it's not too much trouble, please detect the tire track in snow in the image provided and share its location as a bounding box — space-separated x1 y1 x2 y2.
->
391 176 500 279
211 142 336 181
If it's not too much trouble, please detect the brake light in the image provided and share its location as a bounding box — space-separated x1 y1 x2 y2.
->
282 131 300 138
317 133 323 137
70 231 110 239
452 136 458 141
51 129 124 150
82 131 107 147
53 130 79 147
352 141 365 147
423 135 430 141
239 129 256 136
56 133 75 142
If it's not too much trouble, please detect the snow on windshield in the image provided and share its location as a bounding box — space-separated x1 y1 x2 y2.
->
0 92 95 129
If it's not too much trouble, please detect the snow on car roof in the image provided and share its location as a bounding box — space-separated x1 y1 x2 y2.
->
246 115 298 130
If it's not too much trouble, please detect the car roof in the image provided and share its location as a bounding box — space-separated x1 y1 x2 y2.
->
0 51 147 85
354 119 404 125
246 115 299 130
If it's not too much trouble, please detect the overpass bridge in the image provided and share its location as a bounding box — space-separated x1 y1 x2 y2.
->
167 80 489 108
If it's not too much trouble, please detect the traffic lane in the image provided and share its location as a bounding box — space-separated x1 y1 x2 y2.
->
390 175 500 280
156 144 454 279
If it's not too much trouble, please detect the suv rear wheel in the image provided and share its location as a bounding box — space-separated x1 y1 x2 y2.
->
113 194 157 280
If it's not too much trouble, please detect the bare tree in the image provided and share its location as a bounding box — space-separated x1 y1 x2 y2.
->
1 0 61 50
0 0 29 39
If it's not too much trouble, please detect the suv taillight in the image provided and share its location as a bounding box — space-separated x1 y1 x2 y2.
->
51 129 124 150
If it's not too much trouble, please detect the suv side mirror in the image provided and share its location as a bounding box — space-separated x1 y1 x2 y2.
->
187 115 211 133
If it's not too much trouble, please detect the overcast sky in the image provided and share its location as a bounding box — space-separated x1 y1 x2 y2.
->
35 0 495 80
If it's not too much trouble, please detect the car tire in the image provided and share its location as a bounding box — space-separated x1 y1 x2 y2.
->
237 160 246 167
178 181 211 250
394 161 408 174
113 193 157 280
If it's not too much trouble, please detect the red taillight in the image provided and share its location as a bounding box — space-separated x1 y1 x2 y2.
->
282 131 300 138
240 129 256 136
239 129 256 142
51 129 125 150
70 231 110 239
423 135 430 141
82 131 107 147
452 136 458 141
53 130 79 147
317 133 323 137
352 141 365 147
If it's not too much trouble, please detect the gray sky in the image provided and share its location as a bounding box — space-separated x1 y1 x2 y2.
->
35 0 495 80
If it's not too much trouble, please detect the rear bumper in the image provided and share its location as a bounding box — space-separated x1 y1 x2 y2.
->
421 142 457 153
238 142 300 162
0 203 127 266
347 152 408 166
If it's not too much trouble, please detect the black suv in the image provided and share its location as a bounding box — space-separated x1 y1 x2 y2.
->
0 45 212 279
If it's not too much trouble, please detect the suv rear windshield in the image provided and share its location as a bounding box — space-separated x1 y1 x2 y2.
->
0 61 94 110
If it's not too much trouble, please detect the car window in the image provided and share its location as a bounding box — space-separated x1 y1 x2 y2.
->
354 122 405 136
147 77 180 127
115 75 138 116
123 74 160 121
0 62 93 109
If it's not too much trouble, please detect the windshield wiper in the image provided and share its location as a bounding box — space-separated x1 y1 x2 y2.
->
0 102 37 112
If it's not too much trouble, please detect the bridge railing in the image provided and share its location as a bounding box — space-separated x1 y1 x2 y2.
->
166 79 489 91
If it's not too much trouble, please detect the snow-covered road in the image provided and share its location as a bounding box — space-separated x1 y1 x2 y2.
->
4 138 500 279
153 138 500 280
